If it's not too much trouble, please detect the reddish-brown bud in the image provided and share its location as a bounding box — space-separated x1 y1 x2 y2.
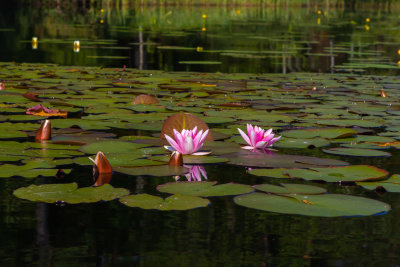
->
89 151 112 175
35 120 51 142
381 89 387 98
168 151 183 166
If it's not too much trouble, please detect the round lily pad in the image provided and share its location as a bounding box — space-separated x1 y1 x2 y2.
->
281 128 357 139
14 183 129 204
254 183 327 195
234 192 391 217
157 181 253 197
119 194 210 210
284 165 388 182
322 148 391 157
226 150 348 168
114 165 189 177
275 137 330 148
248 168 291 179
79 140 149 154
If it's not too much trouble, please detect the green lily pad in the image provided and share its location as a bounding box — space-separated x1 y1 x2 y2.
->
74 155 164 167
226 150 348 168
234 192 390 217
157 181 253 197
357 174 400 192
281 128 357 139
322 148 391 157
0 130 28 139
275 137 330 148
254 183 327 194
13 183 129 204
284 165 388 182
316 119 383 128
248 168 291 179
119 194 210 210
114 165 189 177
79 140 149 154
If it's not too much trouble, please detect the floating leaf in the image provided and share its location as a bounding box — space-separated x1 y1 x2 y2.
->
284 165 388 182
254 183 327 195
119 194 210 210
157 181 253 197
132 94 159 105
322 148 391 157
234 192 390 217
281 128 357 139
275 137 330 148
226 150 348 168
14 183 129 204
79 140 149 154
114 165 189 177
160 112 213 141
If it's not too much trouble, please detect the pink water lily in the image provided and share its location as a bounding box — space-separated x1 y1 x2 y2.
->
164 127 210 155
237 124 280 150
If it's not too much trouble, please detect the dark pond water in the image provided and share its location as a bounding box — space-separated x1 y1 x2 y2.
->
1 2 400 74
2 2 400 267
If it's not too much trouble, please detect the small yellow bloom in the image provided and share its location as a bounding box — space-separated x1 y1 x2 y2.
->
397 49 400 55
366 18 370 23
196 46 203 52
365 25 370 31
202 14 207 19
236 10 241 15
100 9 104 13
317 10 322 15
201 27 206 31
100 19 104 24
317 18 321 25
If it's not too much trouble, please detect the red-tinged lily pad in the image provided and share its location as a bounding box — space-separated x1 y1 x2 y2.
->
234 192 390 217
284 165 388 183
114 165 189 177
132 94 159 105
157 181 253 197
253 183 327 195
26 104 67 118
226 150 348 168
281 128 358 139
13 183 129 204
119 193 210 210
160 112 213 141
322 148 391 157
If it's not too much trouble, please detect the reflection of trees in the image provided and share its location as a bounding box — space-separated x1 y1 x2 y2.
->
3 2 400 71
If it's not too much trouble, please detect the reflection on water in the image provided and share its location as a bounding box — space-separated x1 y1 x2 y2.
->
0 2 399 73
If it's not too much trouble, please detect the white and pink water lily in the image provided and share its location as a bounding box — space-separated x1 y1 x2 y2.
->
237 124 280 150
164 127 210 155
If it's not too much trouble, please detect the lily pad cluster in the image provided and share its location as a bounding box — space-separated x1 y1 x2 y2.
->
0 62 398 216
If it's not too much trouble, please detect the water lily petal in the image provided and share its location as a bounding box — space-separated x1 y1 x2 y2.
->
238 128 251 146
